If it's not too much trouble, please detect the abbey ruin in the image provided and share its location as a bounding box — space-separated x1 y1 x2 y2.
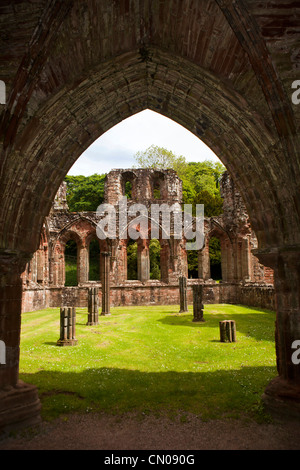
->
1 0 299 434
22 169 274 313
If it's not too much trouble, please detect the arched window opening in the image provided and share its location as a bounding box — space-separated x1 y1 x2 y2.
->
152 172 165 200
127 239 138 280
122 171 136 200
153 179 161 199
65 239 78 286
125 180 132 199
89 238 100 281
209 236 222 281
149 239 161 280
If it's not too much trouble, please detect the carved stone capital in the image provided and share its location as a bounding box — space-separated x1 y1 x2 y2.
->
0 250 33 281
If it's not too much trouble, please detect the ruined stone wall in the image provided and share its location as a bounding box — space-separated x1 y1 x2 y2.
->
104 168 182 205
21 169 275 313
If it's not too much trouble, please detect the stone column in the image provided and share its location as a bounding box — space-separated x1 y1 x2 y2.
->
192 284 205 322
258 250 300 419
78 243 88 284
57 307 77 346
101 252 111 315
137 240 150 282
198 239 210 279
242 236 251 281
87 287 99 325
179 276 188 312
0 252 41 433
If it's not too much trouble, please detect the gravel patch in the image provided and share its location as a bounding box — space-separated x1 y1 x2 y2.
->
1 412 300 450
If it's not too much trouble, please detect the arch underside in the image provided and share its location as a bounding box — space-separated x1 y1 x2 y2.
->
1 46 298 257
0 0 299 261
0 0 300 426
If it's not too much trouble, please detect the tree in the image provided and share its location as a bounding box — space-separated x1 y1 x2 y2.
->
133 145 188 176
193 190 223 217
209 236 222 280
64 174 106 212
127 240 138 280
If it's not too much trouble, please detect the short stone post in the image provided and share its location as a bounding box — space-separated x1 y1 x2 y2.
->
101 252 111 316
179 276 188 312
192 284 205 322
87 287 99 325
57 307 78 346
219 320 236 342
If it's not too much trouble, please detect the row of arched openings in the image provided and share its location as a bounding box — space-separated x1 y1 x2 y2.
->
64 236 222 286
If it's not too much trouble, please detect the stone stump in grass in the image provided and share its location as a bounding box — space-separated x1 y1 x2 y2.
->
57 307 78 346
101 252 111 316
87 286 99 325
219 320 236 342
192 284 205 322
179 276 188 313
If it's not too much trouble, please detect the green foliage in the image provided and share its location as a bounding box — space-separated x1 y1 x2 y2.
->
182 161 225 216
209 237 221 266
125 181 133 199
149 239 161 279
193 190 223 217
89 239 100 281
133 146 225 217
64 174 106 212
126 239 161 280
65 240 77 286
64 148 226 278
187 250 198 278
133 145 188 176
209 237 222 280
127 240 138 280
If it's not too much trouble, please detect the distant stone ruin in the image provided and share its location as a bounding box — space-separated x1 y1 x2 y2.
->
21 169 274 313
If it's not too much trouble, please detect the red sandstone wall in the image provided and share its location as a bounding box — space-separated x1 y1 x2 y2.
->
22 282 275 313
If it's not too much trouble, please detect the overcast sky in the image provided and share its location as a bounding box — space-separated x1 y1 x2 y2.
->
68 109 221 176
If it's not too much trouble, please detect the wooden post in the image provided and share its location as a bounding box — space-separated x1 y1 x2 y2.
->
87 287 99 325
219 320 236 342
179 276 188 312
101 252 111 316
192 284 205 322
57 307 78 346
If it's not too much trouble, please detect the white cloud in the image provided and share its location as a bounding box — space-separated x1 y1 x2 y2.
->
68 110 220 176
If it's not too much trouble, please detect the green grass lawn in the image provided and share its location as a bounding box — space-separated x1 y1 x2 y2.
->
19 304 277 422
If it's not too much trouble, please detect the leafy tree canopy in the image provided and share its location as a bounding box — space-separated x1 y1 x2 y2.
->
64 173 106 212
133 146 225 216
133 145 188 177
64 148 225 216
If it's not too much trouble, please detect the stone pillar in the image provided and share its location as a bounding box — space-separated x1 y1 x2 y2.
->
87 287 99 325
258 251 300 419
192 284 205 322
57 307 77 346
198 239 210 279
219 320 236 342
179 276 188 312
242 236 251 281
101 252 111 315
0 252 41 433
78 244 88 284
137 240 150 282
160 240 170 283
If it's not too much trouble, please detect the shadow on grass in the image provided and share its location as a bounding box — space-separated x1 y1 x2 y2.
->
20 365 277 422
158 307 275 342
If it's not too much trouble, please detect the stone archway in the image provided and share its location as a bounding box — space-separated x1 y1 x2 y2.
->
0 0 299 431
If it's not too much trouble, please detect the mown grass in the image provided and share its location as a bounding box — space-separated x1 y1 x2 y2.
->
19 304 277 422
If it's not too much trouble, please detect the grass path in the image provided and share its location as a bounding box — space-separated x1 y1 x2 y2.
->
19 304 277 421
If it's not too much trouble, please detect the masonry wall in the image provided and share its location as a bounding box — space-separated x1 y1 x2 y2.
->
22 281 275 313
21 169 275 314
